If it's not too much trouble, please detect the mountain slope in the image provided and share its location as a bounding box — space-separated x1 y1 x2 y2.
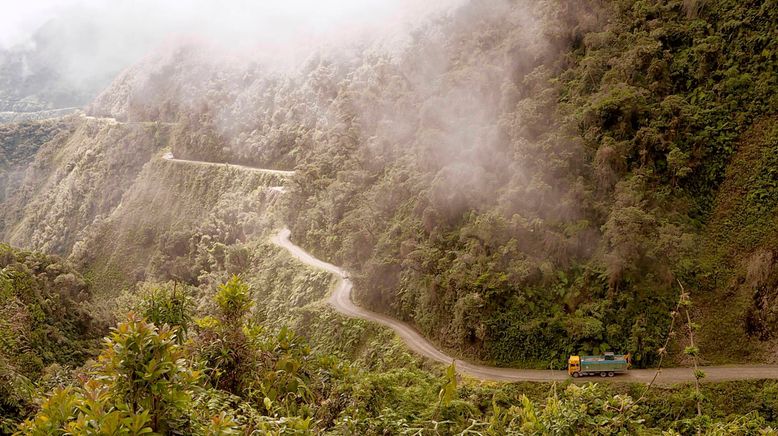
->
1 0 776 369
1 116 167 254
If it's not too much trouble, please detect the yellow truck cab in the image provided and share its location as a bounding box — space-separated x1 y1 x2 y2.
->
568 355 581 377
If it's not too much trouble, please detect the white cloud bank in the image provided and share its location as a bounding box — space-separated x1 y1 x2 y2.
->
0 0 464 51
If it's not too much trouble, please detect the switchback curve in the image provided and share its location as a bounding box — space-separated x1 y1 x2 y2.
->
162 152 294 177
147 130 778 384
272 227 778 384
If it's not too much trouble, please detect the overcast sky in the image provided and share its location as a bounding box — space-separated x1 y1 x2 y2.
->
0 0 464 108
0 0 463 51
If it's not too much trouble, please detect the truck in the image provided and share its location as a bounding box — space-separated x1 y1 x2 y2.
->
568 352 630 378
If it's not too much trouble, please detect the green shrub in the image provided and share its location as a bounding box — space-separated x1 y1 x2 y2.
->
18 314 206 435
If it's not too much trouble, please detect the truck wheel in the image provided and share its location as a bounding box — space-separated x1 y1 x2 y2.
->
572 372 580 378
608 372 614 377
599 372 607 377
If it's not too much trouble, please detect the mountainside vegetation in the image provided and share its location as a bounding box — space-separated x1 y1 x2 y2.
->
1 267 776 434
0 117 168 254
306 0 775 367
0 119 74 214
0 245 103 432
84 0 776 367
71 157 286 296
0 0 777 433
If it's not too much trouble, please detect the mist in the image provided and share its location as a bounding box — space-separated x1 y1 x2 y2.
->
1 0 465 49
0 0 466 110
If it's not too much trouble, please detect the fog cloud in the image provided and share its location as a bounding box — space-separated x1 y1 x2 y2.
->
0 0 465 108
1 0 465 61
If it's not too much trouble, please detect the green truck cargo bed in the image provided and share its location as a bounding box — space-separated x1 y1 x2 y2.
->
580 355 629 373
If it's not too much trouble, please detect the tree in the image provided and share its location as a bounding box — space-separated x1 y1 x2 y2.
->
18 314 203 434
196 275 254 394
135 282 193 342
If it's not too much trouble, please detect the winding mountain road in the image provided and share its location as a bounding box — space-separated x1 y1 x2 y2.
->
272 227 778 384
162 152 295 177
51 109 778 384
74 113 294 177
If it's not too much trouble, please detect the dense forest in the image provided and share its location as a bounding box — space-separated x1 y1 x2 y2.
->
283 0 778 368
1 0 777 433
3 246 778 434
84 0 777 367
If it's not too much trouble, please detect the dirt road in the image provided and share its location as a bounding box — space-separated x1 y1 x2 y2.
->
79 112 178 127
162 152 295 177
272 227 778 384
147 150 778 384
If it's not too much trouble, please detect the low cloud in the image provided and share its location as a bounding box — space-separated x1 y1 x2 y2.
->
2 0 466 65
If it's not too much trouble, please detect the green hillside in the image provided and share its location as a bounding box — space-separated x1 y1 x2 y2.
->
0 0 776 433
278 0 777 368
101 0 776 368
0 245 103 432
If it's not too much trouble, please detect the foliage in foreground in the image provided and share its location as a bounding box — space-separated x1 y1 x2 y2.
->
18 314 203 434
12 277 778 435
0 244 104 432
